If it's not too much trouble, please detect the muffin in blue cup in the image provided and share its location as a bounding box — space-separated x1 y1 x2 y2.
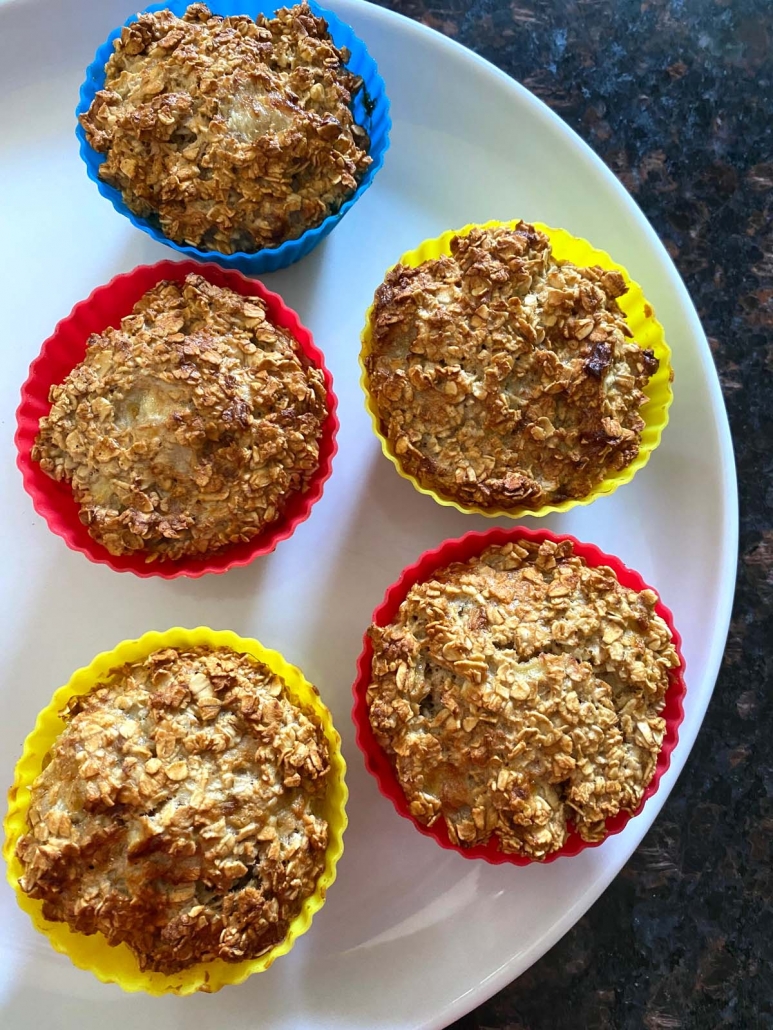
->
76 1 390 274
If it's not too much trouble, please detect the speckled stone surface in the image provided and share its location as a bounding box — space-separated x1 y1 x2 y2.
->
373 0 772 1026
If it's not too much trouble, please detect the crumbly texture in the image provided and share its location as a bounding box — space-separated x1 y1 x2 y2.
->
367 539 679 860
365 223 660 511
32 273 327 561
80 3 371 253
16 646 331 974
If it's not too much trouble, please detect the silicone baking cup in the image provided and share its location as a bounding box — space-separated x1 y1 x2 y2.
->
352 526 686 866
76 0 391 275
4 627 347 995
360 220 674 519
15 259 338 578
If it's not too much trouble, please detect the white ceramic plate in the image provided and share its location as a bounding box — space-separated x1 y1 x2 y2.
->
0 1 737 1027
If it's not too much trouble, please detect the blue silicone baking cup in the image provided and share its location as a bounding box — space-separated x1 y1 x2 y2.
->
75 0 391 275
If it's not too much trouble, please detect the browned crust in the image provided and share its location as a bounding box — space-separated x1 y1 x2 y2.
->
365 223 659 511
79 3 371 252
367 539 679 860
16 646 330 973
32 273 327 561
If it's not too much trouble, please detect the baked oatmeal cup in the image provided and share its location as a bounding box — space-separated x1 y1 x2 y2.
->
4 628 347 994
353 527 685 864
361 221 673 519
76 1 390 274
15 260 338 577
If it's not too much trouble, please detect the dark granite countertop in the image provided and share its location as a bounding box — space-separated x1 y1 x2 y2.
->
374 0 772 1026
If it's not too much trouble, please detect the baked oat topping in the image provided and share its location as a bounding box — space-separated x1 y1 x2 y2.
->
367 539 679 859
365 223 660 511
32 273 327 561
80 3 371 253
16 646 330 974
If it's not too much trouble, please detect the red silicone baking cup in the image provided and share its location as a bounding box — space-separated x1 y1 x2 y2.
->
15 261 338 578
352 526 686 865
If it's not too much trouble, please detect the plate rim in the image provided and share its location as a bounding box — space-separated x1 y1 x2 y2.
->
0 0 739 1026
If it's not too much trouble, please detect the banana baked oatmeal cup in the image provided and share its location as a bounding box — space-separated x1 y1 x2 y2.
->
363 221 668 514
79 2 373 254
365 536 681 861
31 271 328 563
11 642 340 981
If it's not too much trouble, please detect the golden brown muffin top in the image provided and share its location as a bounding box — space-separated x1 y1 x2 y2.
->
367 539 679 860
365 223 659 511
16 646 330 974
79 3 371 253
32 273 327 561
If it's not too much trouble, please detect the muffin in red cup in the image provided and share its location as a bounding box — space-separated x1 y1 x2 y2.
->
353 527 685 864
15 260 338 577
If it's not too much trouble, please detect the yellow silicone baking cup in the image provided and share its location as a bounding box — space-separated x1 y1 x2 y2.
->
3 627 348 996
359 220 673 519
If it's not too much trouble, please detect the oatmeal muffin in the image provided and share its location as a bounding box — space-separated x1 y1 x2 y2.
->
32 273 327 561
79 3 371 253
15 645 331 974
367 538 680 860
365 223 660 511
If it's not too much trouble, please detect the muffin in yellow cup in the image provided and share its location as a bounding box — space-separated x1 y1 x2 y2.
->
360 220 673 519
3 627 347 995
